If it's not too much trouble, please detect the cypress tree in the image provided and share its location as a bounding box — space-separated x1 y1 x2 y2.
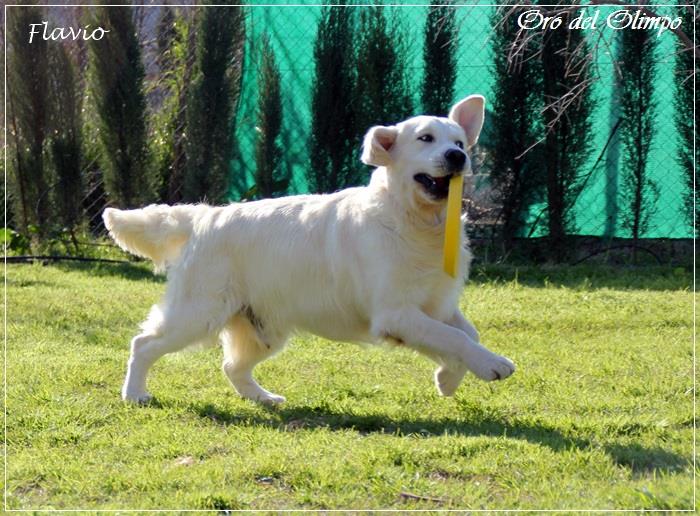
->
540 7 594 256
675 4 699 233
184 2 245 204
152 5 178 202
254 35 288 199
489 5 545 246
354 6 413 132
48 42 84 235
421 1 458 116
7 4 52 234
172 9 197 204
152 6 193 203
619 24 658 244
309 2 358 193
156 6 177 73
88 4 153 208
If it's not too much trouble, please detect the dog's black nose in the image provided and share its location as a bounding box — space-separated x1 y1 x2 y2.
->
444 149 467 172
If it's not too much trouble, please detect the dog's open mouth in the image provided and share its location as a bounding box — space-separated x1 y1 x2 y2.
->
413 173 453 200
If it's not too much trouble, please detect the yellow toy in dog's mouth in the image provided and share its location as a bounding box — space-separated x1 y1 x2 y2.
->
443 174 463 278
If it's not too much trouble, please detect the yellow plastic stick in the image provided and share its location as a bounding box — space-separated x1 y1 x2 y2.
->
443 174 464 278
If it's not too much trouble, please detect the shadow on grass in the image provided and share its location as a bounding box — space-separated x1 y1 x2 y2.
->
6 278 56 289
187 401 688 475
604 443 689 474
52 261 164 282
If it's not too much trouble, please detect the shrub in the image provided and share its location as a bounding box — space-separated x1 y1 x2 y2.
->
152 6 194 203
308 2 358 193
619 25 658 242
7 4 52 234
354 5 413 131
675 5 699 234
489 5 545 245
254 34 288 199
48 43 83 235
183 2 246 204
88 4 153 208
421 1 458 116
540 8 594 255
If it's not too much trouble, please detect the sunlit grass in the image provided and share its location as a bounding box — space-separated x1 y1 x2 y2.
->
4 262 694 510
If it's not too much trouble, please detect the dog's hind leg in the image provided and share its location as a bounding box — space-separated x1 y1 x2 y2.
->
221 314 287 405
122 300 232 403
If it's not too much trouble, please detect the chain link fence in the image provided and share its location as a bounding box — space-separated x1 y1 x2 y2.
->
235 3 693 241
4 2 695 264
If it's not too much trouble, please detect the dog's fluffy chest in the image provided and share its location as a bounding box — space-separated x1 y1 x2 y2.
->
388 244 468 321
339 189 469 326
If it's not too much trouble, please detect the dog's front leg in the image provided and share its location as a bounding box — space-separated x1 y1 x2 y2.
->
432 311 515 395
448 311 480 342
372 308 515 392
433 311 478 395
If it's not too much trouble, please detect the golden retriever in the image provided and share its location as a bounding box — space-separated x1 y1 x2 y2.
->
103 95 515 404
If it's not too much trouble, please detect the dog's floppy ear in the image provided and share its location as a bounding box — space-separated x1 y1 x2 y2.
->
449 95 485 148
361 125 398 167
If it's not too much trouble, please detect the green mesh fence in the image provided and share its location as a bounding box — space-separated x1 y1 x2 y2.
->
231 3 692 239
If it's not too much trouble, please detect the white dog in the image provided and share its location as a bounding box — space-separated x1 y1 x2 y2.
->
103 95 515 405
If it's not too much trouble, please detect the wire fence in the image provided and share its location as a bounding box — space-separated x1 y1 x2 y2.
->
3 2 696 265
234 3 693 241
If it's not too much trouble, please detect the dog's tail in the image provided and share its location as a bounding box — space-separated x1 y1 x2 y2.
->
103 204 205 270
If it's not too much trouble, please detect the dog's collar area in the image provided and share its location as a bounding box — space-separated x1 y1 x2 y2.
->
413 172 455 199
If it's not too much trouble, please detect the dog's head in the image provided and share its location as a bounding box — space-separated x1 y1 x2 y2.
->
361 95 485 213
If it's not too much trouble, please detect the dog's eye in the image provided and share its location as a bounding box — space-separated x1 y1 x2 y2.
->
417 134 434 143
455 141 464 149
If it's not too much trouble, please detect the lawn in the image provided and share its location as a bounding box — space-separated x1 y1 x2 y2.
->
4 262 695 510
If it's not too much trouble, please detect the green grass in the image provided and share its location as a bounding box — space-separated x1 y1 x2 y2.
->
4 262 695 510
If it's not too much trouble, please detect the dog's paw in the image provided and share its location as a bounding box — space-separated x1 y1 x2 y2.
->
472 354 515 382
260 392 286 405
248 391 286 405
435 365 468 396
122 390 153 404
236 385 286 405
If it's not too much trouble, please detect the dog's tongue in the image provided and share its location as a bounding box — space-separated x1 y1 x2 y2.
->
433 175 450 190
443 174 464 278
